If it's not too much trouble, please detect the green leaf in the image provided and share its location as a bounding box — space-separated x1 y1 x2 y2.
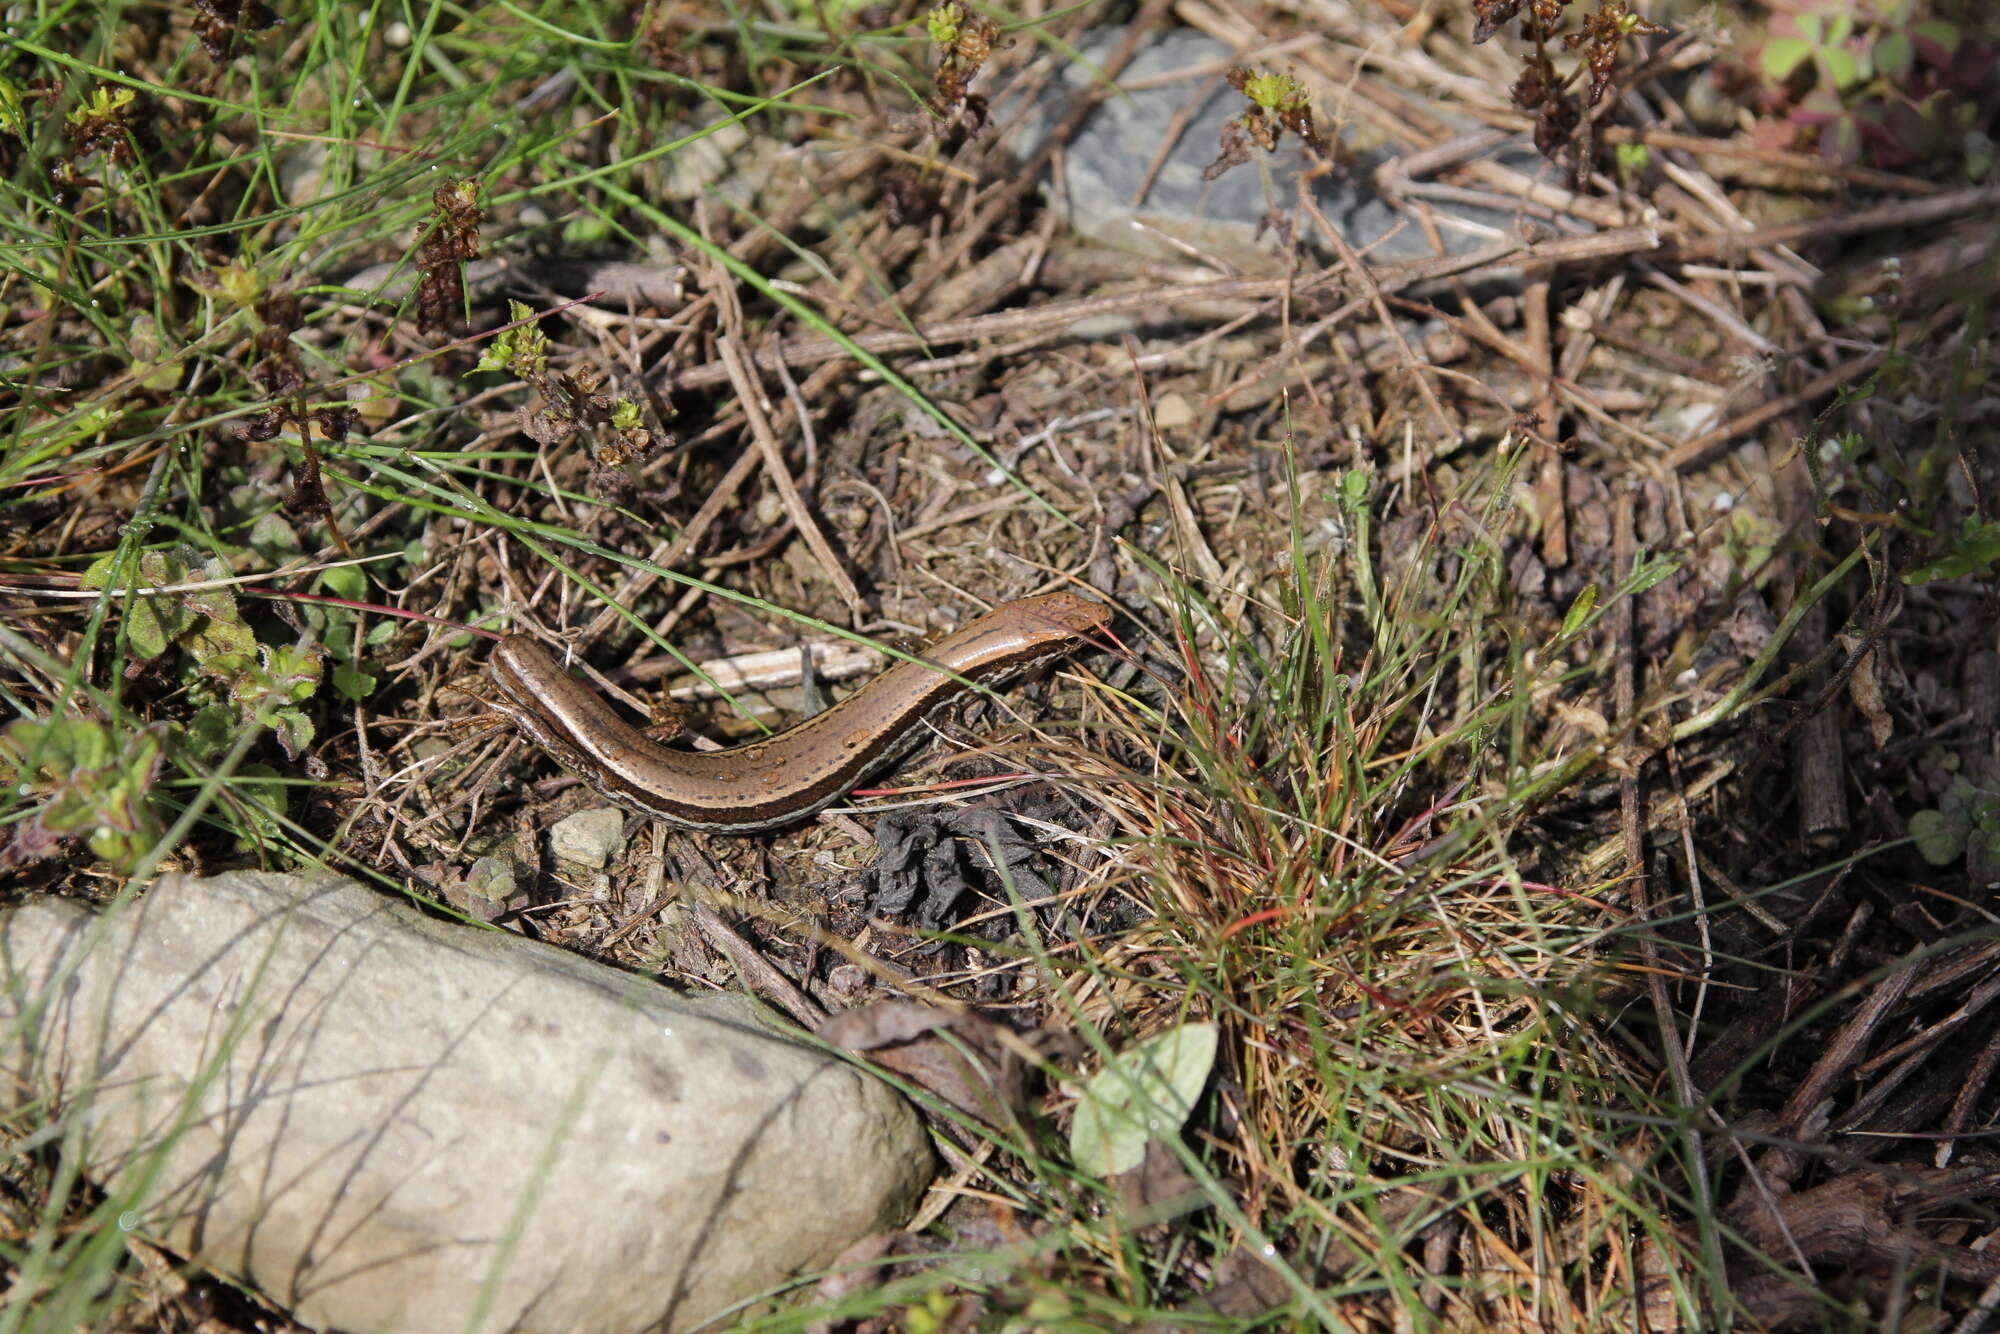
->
1819 44 1864 92
1966 129 1995 182
463 856 518 904
1941 780 1996 828
1823 114 1864 163
84 549 207 661
182 704 238 760
0 76 28 138
189 640 326 758
0 719 166 872
1561 585 1598 638
1903 516 2000 584
1068 1022 1218 1177
126 598 172 660
1627 554 1681 596
1874 32 1914 84
332 662 378 702
317 562 367 602
1911 783 2000 866
187 613 258 678
1909 808 1962 865
229 764 289 851
265 642 326 702
1914 20 1961 58
1337 469 1369 512
560 215 612 247
247 511 303 565
1762 37 1814 83
270 709 314 761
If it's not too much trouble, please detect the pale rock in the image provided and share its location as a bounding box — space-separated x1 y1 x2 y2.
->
1152 392 1196 429
0 872 929 1334
550 806 627 867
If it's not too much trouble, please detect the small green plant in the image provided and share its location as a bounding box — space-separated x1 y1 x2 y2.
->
925 1 965 46
1204 66 1332 180
1910 781 2000 869
1614 138 1652 185
1474 0 1668 161
1726 0 1997 173
0 547 333 868
1238 69 1311 118
471 301 658 479
82 546 325 762
1903 514 2000 585
0 718 166 870
923 1 999 122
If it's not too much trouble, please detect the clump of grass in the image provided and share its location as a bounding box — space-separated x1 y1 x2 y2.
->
1067 464 1704 1326
746 449 1771 1329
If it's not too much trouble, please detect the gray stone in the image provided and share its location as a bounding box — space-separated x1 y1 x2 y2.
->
550 806 628 868
1004 29 1552 268
0 873 929 1334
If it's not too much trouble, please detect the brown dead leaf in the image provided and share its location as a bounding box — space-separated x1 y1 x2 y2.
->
1840 634 1893 748
819 1001 1032 1130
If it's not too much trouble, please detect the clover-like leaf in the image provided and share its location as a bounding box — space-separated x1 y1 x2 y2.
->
247 511 303 565
1762 36 1815 83
1875 32 1914 83
317 562 367 602
1913 19 1961 62
1910 808 1962 866
1911 783 2000 867
1819 42 1865 92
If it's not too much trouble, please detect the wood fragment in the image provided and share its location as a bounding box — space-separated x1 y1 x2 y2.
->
1522 269 1566 568
1776 433 1849 849
1670 184 2000 261
668 229 1665 390
717 335 866 620
1665 351 1885 471
1780 958 1918 1136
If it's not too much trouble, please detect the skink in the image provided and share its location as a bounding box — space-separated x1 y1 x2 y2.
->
485 591 1108 833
